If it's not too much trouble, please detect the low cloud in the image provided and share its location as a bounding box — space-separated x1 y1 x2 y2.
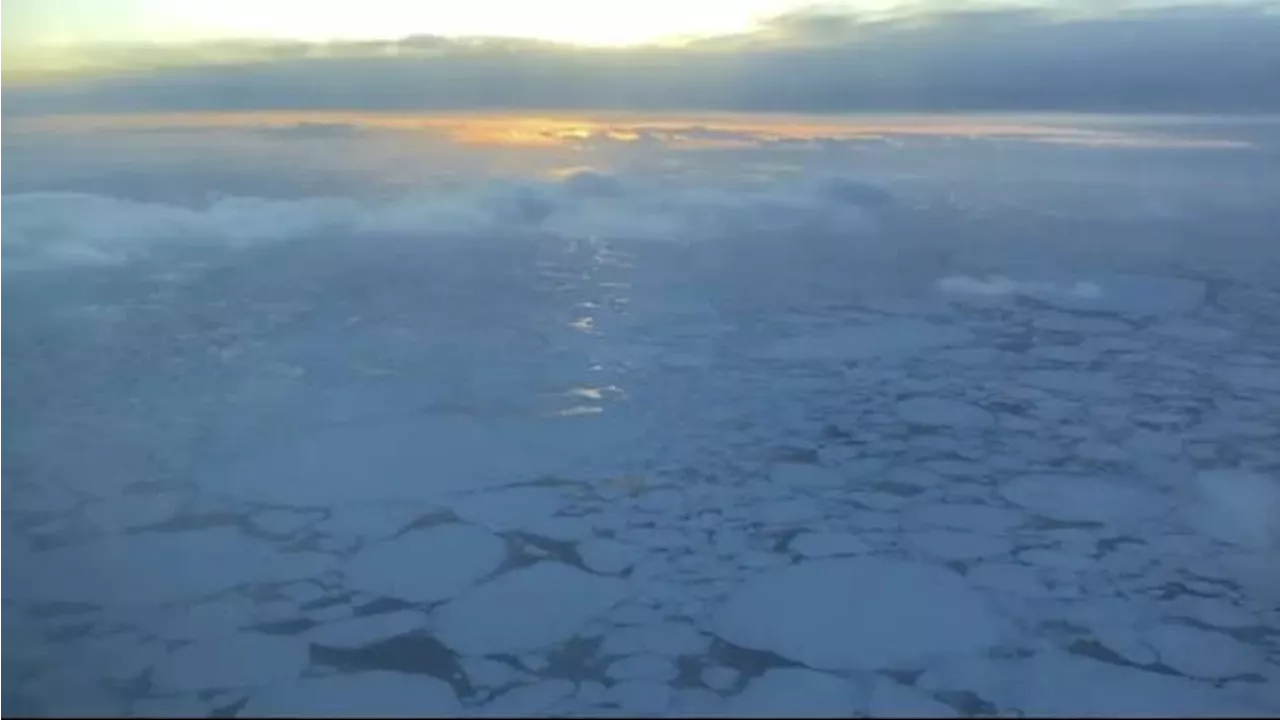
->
5 113 1276 277
0 171 895 271
6 3 1280 115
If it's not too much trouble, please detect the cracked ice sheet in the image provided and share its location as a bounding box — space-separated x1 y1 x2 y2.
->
724 668 865 718
151 633 309 694
342 523 506 603
999 474 1168 526
446 485 567 531
200 413 625 505
939 273 1206 317
921 649 1272 717
1032 273 1207 317
9 528 333 606
713 558 1007 671
434 561 627 655
755 320 974 361
243 672 461 717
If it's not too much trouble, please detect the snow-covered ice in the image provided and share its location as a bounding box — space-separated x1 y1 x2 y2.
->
474 679 576 716
434 562 627 655
789 531 871 558
999 474 1167 525
343 523 507 603
305 609 430 647
895 396 995 428
723 668 863 718
242 672 461 717
10 528 334 606
6 112 1279 718
577 538 646 574
150 634 309 693
713 558 1007 670
605 654 679 682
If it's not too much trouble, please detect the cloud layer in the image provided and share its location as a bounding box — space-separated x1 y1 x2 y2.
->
6 112 1277 281
7 3 1280 115
0 172 894 270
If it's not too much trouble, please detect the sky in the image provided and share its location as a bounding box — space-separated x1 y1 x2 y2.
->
3 0 814 47
3 0 1280 113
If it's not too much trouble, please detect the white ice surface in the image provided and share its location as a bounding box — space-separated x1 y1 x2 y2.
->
1028 273 1206 316
1145 622 1266 678
895 397 994 428
999 474 1165 525
701 665 740 691
868 678 958 718
6 118 1279 719
605 654 678 682
203 415 607 504
1020 369 1129 398
474 679 576 717
790 531 871 558
757 321 974 361
129 695 211 718
447 486 566 532
343 523 506 603
605 679 672 714
13 529 334 605
577 538 645 574
723 668 863 718
981 650 1267 717
242 672 461 717
150 633 308 693
599 623 711 656
434 562 626 655
713 558 1006 670
768 458 849 486
1185 469 1280 550
304 610 429 648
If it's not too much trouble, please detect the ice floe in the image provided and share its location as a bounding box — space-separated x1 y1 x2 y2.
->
343 523 506 603
151 633 308 693
242 671 461 717
435 562 626 655
712 558 1006 670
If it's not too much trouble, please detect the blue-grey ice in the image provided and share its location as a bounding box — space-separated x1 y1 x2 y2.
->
5 111 1279 718
713 558 1008 670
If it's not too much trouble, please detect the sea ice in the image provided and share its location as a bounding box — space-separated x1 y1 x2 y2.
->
12 528 333 606
434 562 626 655
1184 469 1280 550
598 622 710 656
475 680 576 716
868 678 958 718
895 397 994 428
1024 273 1205 317
1000 474 1163 525
712 558 1005 670
150 633 308 693
305 610 428 648
1146 622 1265 678
723 668 863 718
242 671 460 717
447 486 566 531
578 538 645 574
605 654 678 682
342 523 506 603
790 531 871 558
605 680 671 714
757 321 974 362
